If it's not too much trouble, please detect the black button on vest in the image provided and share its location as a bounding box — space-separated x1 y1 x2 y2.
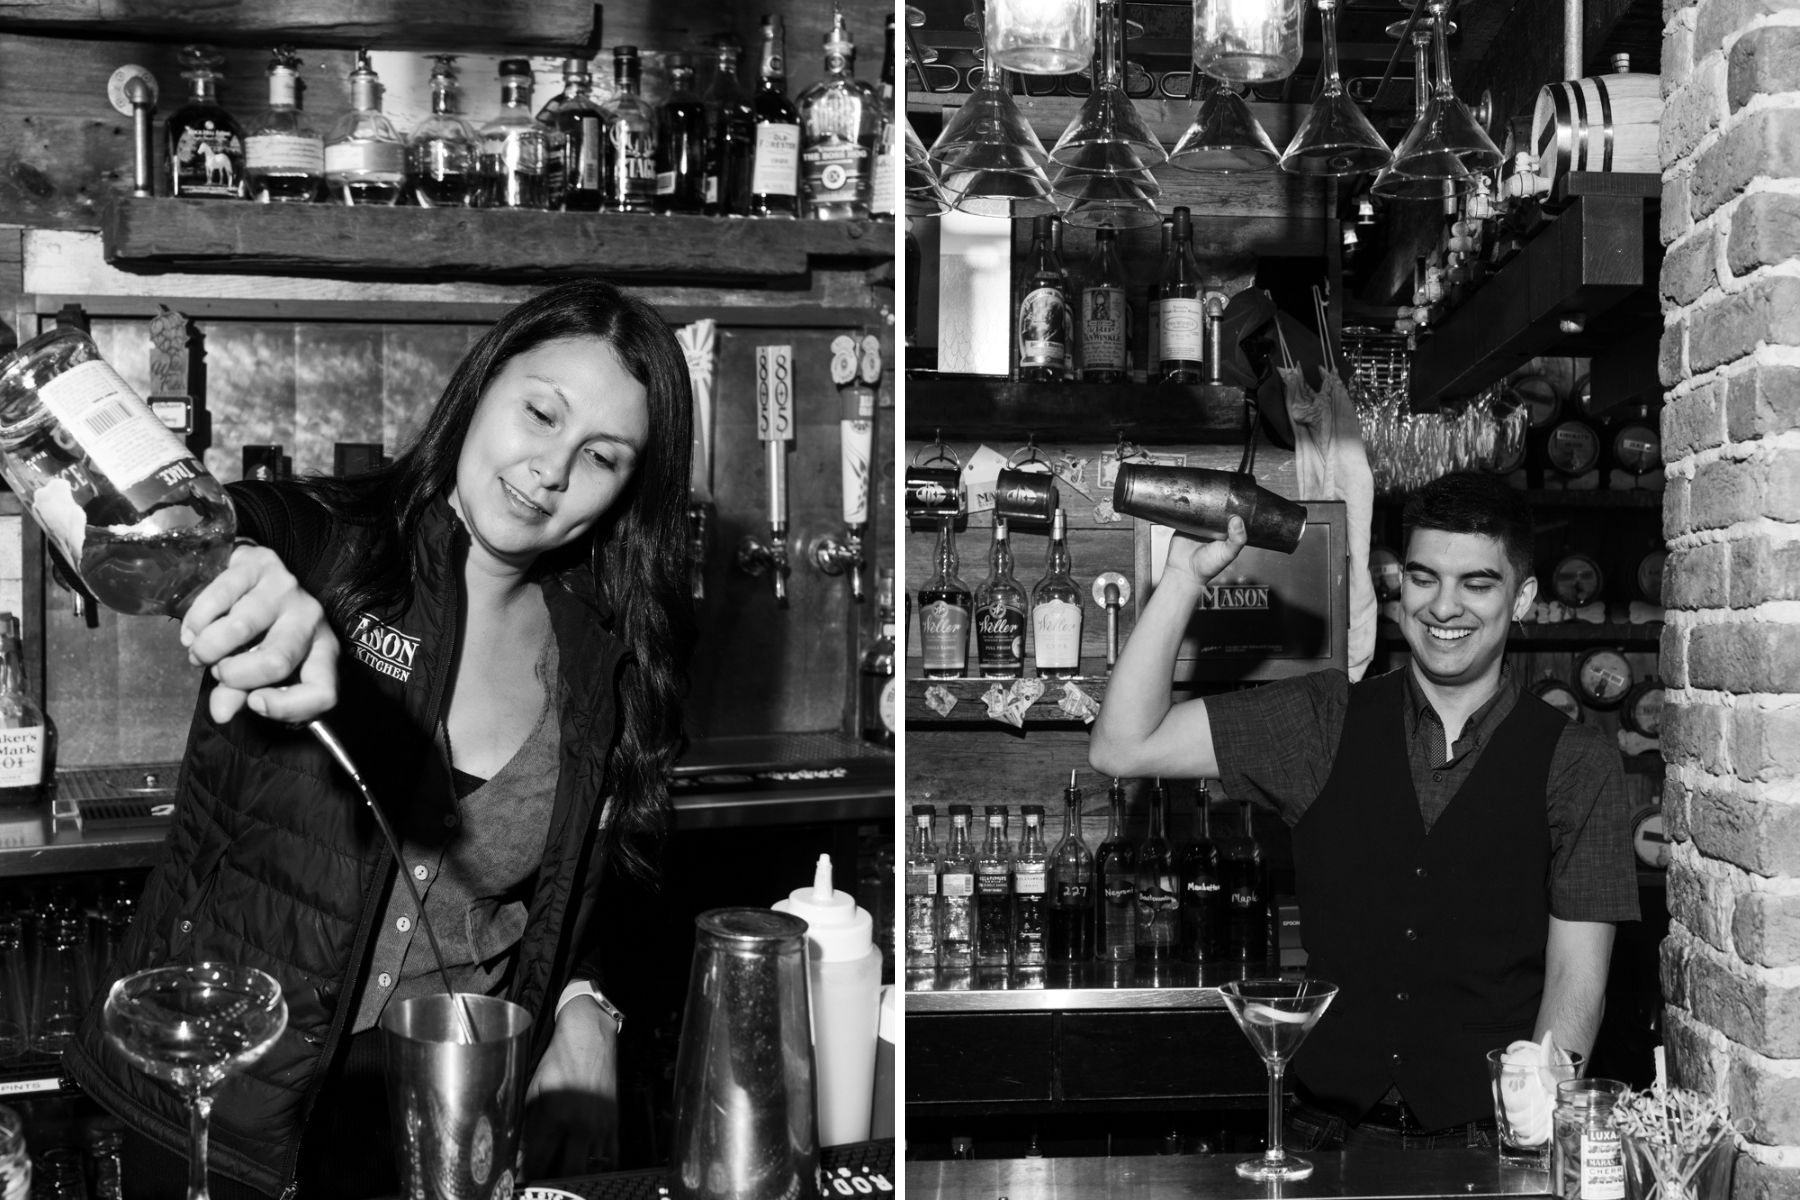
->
1290 670 1565 1129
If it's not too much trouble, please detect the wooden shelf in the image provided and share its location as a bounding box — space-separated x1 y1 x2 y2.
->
905 377 1250 443
0 0 595 53
906 675 1109 729
101 196 895 284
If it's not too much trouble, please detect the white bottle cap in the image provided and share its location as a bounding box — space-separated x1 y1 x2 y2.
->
773 853 873 962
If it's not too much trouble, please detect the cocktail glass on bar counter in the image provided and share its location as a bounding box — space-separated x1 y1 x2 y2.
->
1219 978 1338 1181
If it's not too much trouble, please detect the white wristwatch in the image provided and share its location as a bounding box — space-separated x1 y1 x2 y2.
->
556 979 624 1034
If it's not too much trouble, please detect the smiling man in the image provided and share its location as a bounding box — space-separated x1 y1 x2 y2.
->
1090 471 1637 1151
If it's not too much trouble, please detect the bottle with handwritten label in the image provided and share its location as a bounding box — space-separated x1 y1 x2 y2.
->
0 615 47 807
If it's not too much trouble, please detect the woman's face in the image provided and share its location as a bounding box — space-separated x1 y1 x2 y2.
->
451 335 651 575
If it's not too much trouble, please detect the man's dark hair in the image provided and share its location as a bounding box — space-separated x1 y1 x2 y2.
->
1402 471 1536 585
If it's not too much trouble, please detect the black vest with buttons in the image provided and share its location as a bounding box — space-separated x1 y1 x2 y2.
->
1290 669 1565 1130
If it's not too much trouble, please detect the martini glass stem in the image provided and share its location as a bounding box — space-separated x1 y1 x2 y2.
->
187 1090 214 1200
1318 0 1343 95
1265 1060 1287 1167
1095 0 1119 88
1430 2 1454 100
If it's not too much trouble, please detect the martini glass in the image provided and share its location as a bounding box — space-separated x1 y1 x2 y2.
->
1281 0 1391 176
1168 75 1280 172
1390 0 1502 177
105 963 288 1200
1371 21 1472 200
1220 978 1338 1181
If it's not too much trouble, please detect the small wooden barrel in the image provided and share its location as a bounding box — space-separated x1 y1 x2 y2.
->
1529 59 1662 192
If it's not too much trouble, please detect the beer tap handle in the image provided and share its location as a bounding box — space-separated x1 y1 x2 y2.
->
687 503 710 602
1092 572 1131 672
753 344 793 607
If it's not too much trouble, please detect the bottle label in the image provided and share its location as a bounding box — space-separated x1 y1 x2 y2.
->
906 866 937 895
0 727 44 787
802 134 866 206
1549 423 1599 473
1185 878 1222 896
975 602 1025 673
1579 1129 1624 1199
570 115 603 191
1160 297 1204 361
170 121 243 198
611 128 657 201
941 871 974 898
919 599 970 672
37 361 195 493
1018 287 1069 367
871 138 896 217
752 123 801 196
1103 879 1134 904
704 174 721 204
1033 598 1082 669
245 133 323 173
267 71 298 107
656 170 676 195
976 868 1009 896
1055 880 1089 905
1015 868 1047 895
324 141 405 176
1082 287 1127 369
489 133 547 175
878 679 895 733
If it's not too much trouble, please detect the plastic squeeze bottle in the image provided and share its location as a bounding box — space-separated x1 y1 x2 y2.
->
774 853 883 1146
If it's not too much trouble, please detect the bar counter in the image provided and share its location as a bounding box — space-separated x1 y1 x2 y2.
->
905 961 1290 1012
908 1149 1550 1199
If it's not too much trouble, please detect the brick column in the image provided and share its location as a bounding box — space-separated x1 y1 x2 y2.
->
1657 0 1800 1194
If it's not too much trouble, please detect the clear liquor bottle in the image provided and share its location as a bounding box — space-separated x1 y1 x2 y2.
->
1146 215 1170 381
601 47 658 214
1047 772 1094 962
859 569 895 746
324 51 406 205
974 807 1013 968
1095 779 1137 961
1031 507 1083 679
749 15 802 218
702 39 755 216
1080 227 1129 382
166 45 245 200
869 14 898 219
1157 206 1205 382
904 804 940 971
243 46 322 203
544 58 606 212
1178 780 1226 963
1012 805 1049 967
1135 778 1178 962
1017 215 1071 382
797 10 878 220
478 59 553 210
0 614 49 806
918 518 971 678
656 53 708 215
408 56 480 208
974 518 1027 678
938 805 977 968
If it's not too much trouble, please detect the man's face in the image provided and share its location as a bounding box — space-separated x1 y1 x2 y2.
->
1399 528 1536 690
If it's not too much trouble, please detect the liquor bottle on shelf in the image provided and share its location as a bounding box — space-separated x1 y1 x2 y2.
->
974 518 1027 678
1096 779 1137 962
1013 805 1049 967
408 56 481 208
1222 800 1269 962
324 51 406 205
904 804 941 970
1080 227 1129 383
242 46 322 204
543 58 606 212
601 47 658 214
656 53 708 215
1047 771 1094 963
1032 507 1083 679
859 569 895 746
1157 206 1205 382
1135 778 1177 962
919 519 971 678
750 15 803 218
478 59 553 209
1178 780 1225 963
797 10 879 220
1017 215 1072 383
702 38 755 216
938 804 977 969
974 806 1013 968
1145 215 1170 382
870 14 898 220
0 613 49 807
166 45 246 200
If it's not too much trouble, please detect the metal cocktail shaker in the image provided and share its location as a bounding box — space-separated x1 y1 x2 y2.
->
1112 464 1307 555
669 909 818 1200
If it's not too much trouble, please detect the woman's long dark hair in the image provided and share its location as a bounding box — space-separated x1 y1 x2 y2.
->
302 278 694 881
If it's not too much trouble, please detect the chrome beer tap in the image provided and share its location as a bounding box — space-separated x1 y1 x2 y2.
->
677 320 717 602
737 343 794 607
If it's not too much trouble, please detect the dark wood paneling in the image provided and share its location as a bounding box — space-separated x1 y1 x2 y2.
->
905 1013 1057 1104
1059 1009 1266 1101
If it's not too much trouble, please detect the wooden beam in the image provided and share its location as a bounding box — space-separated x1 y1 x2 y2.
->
0 0 595 53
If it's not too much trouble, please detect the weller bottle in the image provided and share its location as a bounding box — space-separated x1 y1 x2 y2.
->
919 520 971 678
1047 771 1094 962
974 519 1027 678
1031 508 1083 679
1096 779 1137 961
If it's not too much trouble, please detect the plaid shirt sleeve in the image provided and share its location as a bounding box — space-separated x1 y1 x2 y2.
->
1546 720 1642 923
1205 668 1351 828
